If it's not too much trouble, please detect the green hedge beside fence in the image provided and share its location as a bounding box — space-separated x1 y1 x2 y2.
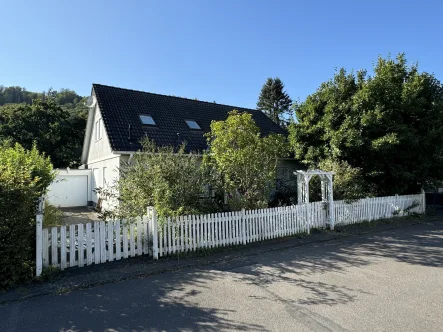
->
0 143 54 290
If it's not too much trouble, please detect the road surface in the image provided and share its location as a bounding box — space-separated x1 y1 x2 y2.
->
1 221 442 331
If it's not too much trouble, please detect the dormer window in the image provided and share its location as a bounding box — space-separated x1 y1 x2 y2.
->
139 115 156 126
185 120 201 130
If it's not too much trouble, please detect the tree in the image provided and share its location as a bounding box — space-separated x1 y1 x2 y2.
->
203 110 289 210
0 142 54 289
0 98 86 168
98 138 213 221
308 159 367 202
257 77 293 125
289 54 443 196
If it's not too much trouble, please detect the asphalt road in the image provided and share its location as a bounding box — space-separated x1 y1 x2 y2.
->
1 221 443 332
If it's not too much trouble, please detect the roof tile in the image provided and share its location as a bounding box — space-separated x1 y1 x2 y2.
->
93 84 287 152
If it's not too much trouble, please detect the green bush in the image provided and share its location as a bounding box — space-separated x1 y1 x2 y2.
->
309 159 367 202
43 202 63 228
0 142 54 290
98 138 216 223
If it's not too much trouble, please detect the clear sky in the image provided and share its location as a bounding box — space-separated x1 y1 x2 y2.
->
1 0 442 108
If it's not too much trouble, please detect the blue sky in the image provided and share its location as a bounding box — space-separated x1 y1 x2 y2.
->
1 0 442 108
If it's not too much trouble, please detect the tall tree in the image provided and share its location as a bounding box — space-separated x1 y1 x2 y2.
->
203 110 288 210
0 98 86 168
289 54 443 196
257 77 292 125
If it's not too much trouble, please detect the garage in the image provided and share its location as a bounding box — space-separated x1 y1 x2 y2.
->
47 169 91 207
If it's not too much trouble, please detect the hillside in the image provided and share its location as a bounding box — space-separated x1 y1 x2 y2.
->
0 86 88 167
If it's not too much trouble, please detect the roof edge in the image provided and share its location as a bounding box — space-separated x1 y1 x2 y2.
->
80 88 97 164
92 83 262 114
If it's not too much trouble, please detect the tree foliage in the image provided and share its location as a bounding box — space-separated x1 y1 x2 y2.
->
203 110 289 210
0 143 54 289
289 54 443 196
309 159 367 202
98 138 213 221
257 77 293 125
0 98 86 168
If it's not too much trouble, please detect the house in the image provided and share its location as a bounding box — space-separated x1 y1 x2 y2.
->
79 84 298 207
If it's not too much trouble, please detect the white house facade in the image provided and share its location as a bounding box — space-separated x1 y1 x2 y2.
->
50 84 300 208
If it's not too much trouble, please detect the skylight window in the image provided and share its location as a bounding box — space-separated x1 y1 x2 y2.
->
185 120 201 130
139 115 156 125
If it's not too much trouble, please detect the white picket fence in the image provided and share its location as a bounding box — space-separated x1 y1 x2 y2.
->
157 201 326 257
35 192 425 275
35 210 158 276
334 194 425 226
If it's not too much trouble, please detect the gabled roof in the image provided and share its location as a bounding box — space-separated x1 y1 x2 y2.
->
92 84 286 153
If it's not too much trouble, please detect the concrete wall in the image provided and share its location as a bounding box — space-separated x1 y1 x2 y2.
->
47 169 92 207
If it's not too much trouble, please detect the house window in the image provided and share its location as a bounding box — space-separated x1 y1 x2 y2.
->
139 115 156 125
185 120 201 130
95 118 103 141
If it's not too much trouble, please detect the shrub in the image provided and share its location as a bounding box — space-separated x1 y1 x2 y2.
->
308 159 367 202
98 138 216 223
269 178 298 207
203 110 289 210
0 142 54 290
43 202 63 228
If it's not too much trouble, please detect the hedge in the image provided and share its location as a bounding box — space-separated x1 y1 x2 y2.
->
0 143 54 290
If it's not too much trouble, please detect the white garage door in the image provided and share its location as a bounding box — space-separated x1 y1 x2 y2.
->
47 175 88 207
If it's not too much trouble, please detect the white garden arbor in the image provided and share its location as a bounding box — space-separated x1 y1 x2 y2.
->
295 170 335 229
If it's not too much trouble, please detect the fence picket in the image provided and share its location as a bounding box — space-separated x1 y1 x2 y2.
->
69 225 76 266
123 222 129 259
159 223 163 257
100 221 106 263
107 222 114 262
78 224 84 267
51 227 58 267
142 216 148 255
213 213 218 247
137 218 143 256
93 222 99 264
227 212 231 244
42 228 49 267
60 226 67 270
180 216 184 252
193 214 197 251
115 220 121 260
162 222 167 256
130 222 135 257
172 217 176 254
86 223 93 265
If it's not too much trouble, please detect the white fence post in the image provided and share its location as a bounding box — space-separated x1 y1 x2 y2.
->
150 207 159 260
241 208 246 245
421 189 426 214
306 204 311 235
35 196 44 277
329 199 335 230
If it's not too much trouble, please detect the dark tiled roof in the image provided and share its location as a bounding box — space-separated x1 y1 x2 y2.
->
93 84 287 153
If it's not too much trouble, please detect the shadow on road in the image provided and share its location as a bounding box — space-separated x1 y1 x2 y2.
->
3 221 442 331
214 221 443 307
